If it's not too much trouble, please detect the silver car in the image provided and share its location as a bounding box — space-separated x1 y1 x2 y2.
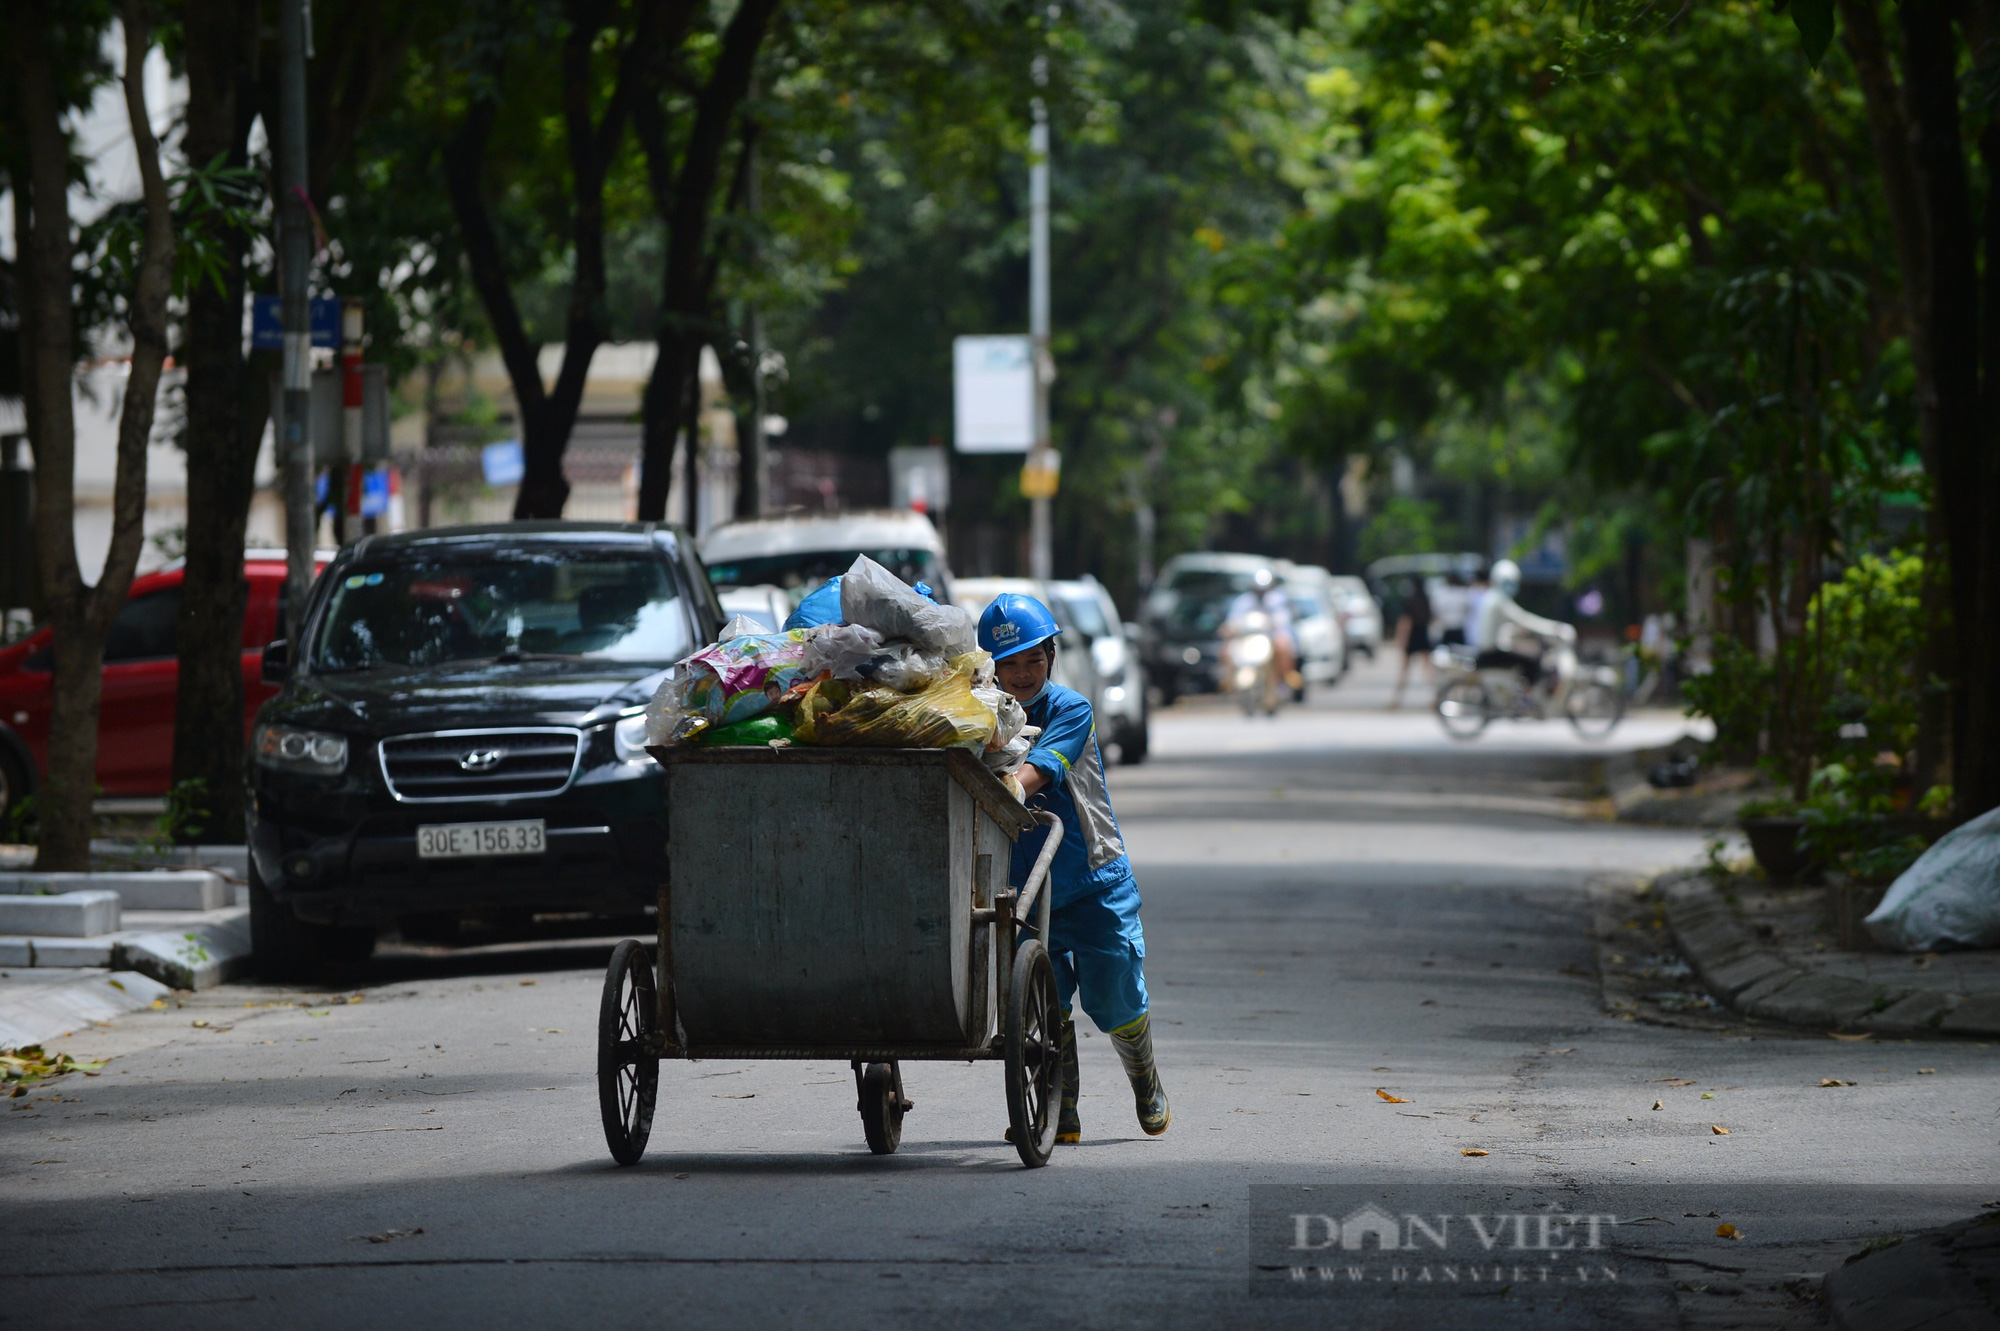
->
1050 576 1149 763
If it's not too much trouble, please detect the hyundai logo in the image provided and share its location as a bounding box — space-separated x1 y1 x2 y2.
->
459 747 505 772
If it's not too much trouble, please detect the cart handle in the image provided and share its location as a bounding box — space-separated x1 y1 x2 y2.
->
1013 811 1063 927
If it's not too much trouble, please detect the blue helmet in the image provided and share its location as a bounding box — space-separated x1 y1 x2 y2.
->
978 592 1062 661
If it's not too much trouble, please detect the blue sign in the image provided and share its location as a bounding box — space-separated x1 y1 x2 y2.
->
360 466 392 518
252 295 342 350
482 439 525 487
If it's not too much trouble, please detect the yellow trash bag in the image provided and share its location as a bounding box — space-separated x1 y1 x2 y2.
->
794 666 998 751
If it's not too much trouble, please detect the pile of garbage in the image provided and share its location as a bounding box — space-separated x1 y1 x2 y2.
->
647 556 1034 792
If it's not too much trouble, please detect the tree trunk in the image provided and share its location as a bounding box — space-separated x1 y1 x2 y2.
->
634 0 779 523
172 0 262 844
14 0 176 869
1897 2 1993 819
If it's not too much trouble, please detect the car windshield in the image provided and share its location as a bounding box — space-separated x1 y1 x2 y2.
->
1159 570 1257 635
1057 590 1111 639
313 551 690 672
704 548 939 605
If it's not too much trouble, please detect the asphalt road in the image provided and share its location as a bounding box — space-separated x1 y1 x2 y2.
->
7 656 1996 1329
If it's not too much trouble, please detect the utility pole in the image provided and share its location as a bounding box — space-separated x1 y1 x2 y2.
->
1025 54 1056 583
278 0 314 640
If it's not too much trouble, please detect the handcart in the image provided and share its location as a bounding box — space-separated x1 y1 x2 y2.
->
596 746 1067 1168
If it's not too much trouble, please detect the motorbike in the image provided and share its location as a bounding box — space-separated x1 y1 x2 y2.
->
1224 611 1284 717
1431 637 1625 740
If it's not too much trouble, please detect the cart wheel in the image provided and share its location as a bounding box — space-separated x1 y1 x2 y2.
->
858 1062 904 1155
1005 939 1063 1168
597 938 659 1166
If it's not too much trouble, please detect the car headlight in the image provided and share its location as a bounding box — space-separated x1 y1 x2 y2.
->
613 709 652 763
254 724 348 775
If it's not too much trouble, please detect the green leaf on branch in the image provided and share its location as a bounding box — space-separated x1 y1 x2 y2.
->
1780 0 1836 68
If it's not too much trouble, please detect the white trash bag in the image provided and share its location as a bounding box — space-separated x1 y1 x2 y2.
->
838 555 977 657
1864 805 2000 951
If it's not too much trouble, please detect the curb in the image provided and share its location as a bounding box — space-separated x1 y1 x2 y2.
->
0 970 173 1048
110 910 253 990
1661 875 2000 1036
1822 1212 2000 1330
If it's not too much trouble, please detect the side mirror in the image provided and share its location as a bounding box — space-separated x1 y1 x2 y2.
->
261 639 290 686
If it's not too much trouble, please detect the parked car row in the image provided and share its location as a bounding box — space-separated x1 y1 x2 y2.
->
0 507 1370 978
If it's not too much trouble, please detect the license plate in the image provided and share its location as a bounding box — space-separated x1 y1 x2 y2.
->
416 819 546 859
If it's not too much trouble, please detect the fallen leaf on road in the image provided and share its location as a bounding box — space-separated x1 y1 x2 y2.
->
190 1019 209 1028
1376 1089 1409 1103
358 1228 423 1243
715 1093 756 1099
519 980 537 986
1542 1048 1574 1055
1461 1149 1489 1157
1715 1224 1738 1239
544 1029 562 1034
1819 1078 1856 1087
675 1172 690 1179
1828 1032 1872 1041
1919 1068 1936 1075
1710 1125 1729 1135
1701 1092 1715 1099
150 999 166 1009
1651 1101 1663 1111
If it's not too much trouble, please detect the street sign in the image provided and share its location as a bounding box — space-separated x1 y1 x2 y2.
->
953 335 1034 452
252 295 342 350
267 365 391 465
482 440 525 487
1020 449 1061 500
889 446 950 515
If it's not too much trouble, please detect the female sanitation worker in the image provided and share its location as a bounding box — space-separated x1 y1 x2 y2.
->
981 592 1169 1142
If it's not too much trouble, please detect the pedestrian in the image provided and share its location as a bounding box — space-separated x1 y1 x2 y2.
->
1387 576 1435 711
1433 572 1472 647
979 592 1170 1143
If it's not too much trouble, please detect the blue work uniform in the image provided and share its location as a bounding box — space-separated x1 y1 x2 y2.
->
1010 681 1150 1034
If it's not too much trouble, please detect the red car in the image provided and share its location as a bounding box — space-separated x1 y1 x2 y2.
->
0 552 322 820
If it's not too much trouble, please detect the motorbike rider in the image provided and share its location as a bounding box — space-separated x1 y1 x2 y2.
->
979 593 1170 1143
1470 558 1575 692
1223 567 1299 696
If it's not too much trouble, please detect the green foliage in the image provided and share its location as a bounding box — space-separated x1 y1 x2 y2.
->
75 155 266 337
1685 550 1931 781
1357 495 1449 565
150 779 212 850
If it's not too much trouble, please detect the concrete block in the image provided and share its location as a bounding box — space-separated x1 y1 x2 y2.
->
0 870 228 911
0 969 170 1047
1705 950 1795 1002
28 936 116 967
112 909 251 990
0 936 32 966
1937 993 2000 1037
1743 970 1889 1027
89 841 249 877
1859 988 1956 1034
0 890 121 938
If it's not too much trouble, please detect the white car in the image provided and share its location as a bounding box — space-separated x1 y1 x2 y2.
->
716 584 791 633
1281 567 1349 693
1322 572 1383 658
951 576 1116 754
698 510 954 622
1051 576 1148 763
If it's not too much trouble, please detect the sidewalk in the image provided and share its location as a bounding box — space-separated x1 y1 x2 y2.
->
1822 1211 2000 1330
1659 870 2000 1037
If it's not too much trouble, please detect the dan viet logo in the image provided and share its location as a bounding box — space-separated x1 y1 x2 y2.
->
1255 1196 1626 1293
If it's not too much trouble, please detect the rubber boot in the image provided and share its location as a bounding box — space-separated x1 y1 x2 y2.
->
1110 1013 1170 1136
1056 1015 1081 1143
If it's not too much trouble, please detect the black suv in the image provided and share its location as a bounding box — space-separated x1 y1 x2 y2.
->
247 522 723 977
